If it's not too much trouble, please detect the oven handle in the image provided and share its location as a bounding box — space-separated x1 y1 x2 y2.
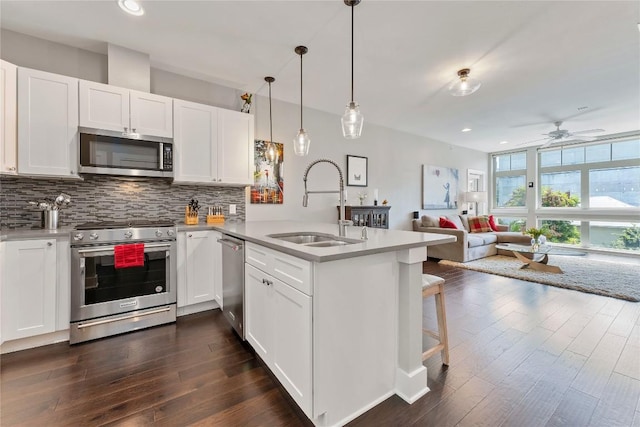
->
76 306 173 329
76 243 173 255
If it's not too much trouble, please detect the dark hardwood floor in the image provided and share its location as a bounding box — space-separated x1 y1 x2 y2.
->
2 260 639 426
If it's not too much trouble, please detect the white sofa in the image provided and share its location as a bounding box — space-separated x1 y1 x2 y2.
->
412 214 532 262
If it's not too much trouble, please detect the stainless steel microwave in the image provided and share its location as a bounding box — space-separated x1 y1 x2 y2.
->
79 129 173 178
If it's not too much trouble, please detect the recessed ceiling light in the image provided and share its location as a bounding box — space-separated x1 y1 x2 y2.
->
118 0 144 16
461 128 472 132
499 140 509 145
637 23 640 32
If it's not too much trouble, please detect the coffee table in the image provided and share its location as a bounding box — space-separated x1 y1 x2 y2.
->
495 243 586 274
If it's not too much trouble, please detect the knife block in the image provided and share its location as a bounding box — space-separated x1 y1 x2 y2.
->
206 214 225 224
185 206 199 225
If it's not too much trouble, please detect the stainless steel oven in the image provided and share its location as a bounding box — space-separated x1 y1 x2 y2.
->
70 220 177 344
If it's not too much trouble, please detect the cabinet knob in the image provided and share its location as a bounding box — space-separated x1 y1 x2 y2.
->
47 242 53 246
124 127 128 133
132 128 137 133
188 234 193 238
8 166 16 171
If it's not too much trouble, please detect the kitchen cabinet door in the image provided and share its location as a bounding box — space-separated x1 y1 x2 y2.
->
79 80 129 132
245 261 312 416
1 239 57 341
183 231 216 306
79 82 173 138
173 99 218 183
271 276 313 417
1 60 18 175
130 90 173 138
18 67 79 177
245 263 273 361
211 230 223 307
217 109 253 185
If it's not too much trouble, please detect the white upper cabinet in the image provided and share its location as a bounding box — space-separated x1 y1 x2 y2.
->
18 67 79 177
0 60 18 175
173 99 218 183
79 80 173 138
79 80 129 132
129 90 173 137
173 100 253 186
217 109 254 185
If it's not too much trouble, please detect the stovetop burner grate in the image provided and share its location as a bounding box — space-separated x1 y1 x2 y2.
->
75 219 175 230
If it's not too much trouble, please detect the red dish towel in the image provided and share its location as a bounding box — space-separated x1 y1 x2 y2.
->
114 243 145 269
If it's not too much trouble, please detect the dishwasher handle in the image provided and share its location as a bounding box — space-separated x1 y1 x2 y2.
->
217 238 243 251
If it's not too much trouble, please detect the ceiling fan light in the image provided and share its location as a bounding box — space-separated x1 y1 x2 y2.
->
118 0 144 16
294 129 311 156
341 102 364 139
448 68 481 96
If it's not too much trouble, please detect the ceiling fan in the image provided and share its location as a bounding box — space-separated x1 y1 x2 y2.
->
520 121 605 148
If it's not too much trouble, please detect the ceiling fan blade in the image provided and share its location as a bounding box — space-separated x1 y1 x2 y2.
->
571 128 605 135
517 137 551 146
539 139 554 148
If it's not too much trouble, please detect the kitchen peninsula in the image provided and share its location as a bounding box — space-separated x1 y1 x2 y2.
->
199 220 455 427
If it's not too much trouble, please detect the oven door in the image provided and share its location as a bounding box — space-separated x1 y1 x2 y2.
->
70 241 177 322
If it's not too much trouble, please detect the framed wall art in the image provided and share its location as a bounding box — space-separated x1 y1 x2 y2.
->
346 155 368 187
251 140 284 204
422 164 459 210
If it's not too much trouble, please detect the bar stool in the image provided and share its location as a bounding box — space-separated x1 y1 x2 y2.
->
422 274 450 365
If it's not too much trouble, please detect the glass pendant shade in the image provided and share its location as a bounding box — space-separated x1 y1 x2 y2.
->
265 142 277 162
294 129 310 156
341 102 364 139
448 68 481 96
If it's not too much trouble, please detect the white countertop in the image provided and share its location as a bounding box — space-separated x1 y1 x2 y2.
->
181 220 456 262
1 227 73 241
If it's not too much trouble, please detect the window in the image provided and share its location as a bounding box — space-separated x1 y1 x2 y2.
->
492 137 639 253
590 221 639 252
540 171 581 207
496 217 526 232
492 151 527 208
589 167 640 208
541 219 581 246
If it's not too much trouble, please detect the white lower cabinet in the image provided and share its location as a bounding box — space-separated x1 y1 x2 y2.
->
177 230 222 307
245 245 313 417
1 239 57 341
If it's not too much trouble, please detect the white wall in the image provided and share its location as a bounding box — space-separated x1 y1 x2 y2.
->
250 94 488 230
2 29 488 230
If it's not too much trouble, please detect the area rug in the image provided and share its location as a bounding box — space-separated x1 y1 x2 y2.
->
440 255 640 302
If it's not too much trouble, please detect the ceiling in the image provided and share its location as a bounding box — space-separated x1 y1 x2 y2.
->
1 1 639 153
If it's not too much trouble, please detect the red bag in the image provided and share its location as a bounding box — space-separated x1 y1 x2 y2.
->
114 243 145 268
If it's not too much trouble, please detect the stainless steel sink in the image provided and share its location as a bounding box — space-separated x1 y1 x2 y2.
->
267 232 361 247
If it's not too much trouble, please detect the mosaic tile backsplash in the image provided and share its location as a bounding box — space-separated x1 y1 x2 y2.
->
0 175 246 229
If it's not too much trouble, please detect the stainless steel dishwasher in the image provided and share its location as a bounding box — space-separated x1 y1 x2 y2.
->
217 235 245 339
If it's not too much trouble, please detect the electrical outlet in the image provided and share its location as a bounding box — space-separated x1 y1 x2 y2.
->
229 204 236 215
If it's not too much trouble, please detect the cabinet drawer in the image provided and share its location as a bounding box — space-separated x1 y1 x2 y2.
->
245 243 312 296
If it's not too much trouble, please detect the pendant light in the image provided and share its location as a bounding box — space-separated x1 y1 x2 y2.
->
264 76 278 163
293 45 311 156
341 0 363 139
448 68 481 96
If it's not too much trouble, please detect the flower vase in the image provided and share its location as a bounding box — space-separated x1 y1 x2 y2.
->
531 238 539 252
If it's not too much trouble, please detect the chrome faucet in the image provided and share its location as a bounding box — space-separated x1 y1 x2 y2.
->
303 159 352 237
